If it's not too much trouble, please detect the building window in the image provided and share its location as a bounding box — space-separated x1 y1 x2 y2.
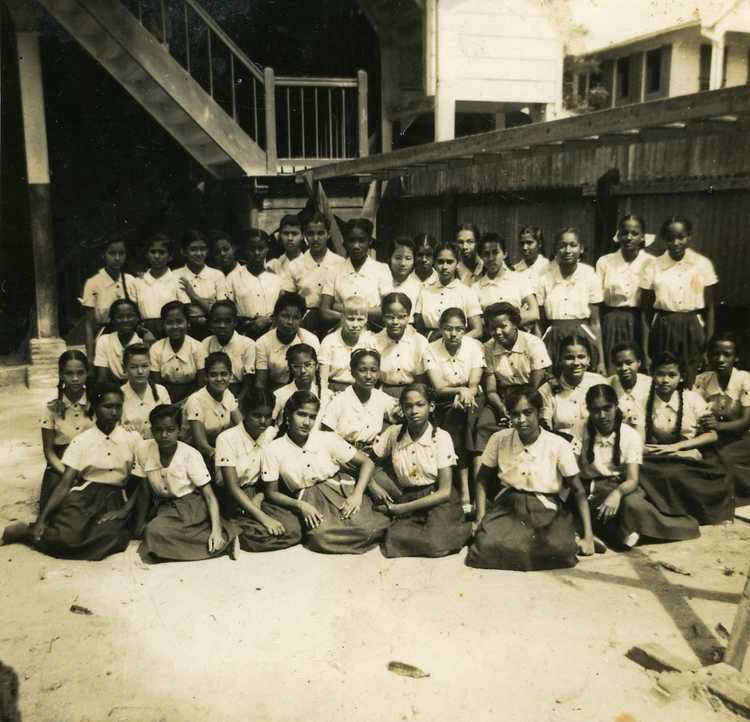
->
700 44 712 90
646 48 662 93
616 57 630 98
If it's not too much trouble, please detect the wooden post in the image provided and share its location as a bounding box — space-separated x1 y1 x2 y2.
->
435 88 455 142
264 66 277 174
357 69 369 158
380 40 396 153
16 31 58 340
710 37 726 90
724 561 750 673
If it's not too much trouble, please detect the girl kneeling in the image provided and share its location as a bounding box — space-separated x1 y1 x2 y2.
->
135 405 239 561
3 384 140 560
261 391 390 554
580 384 698 548
372 383 472 558
466 385 595 571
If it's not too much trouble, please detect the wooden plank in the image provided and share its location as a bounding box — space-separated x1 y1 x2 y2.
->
302 85 750 181
725 562 750 673
612 176 750 196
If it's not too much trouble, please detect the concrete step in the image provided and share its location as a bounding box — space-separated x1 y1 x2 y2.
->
0 364 27 389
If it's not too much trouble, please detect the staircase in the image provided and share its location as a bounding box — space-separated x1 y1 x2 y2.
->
35 0 369 178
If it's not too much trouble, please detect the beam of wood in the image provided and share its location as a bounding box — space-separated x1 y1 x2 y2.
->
610 176 750 196
725 562 750 673
301 85 750 181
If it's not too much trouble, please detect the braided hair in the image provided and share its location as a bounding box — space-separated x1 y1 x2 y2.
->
279 389 321 437
122 343 159 402
645 352 685 444
396 383 438 442
584 384 623 468
54 350 94 419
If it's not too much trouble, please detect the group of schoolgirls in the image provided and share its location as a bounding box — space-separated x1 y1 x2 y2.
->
2 210 745 573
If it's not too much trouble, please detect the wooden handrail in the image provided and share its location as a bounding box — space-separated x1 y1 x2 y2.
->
275 76 359 88
182 0 264 81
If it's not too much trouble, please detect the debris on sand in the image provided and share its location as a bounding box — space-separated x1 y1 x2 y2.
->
655 560 691 576
715 623 730 641
387 661 430 679
69 604 93 616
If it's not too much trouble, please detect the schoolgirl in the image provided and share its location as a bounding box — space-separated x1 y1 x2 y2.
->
466 385 595 570
201 300 256 399
216 389 302 551
2 384 140 560
537 227 605 373
579 384 699 547
414 242 483 340
254 292 320 391
174 229 226 339
596 215 652 374
379 236 422 316
149 301 206 403
319 218 391 328
413 233 439 287
94 299 143 383
134 232 181 338
372 292 429 398
120 343 171 439
134 404 239 561
455 223 484 286
640 216 717 386
538 334 609 450
476 233 539 325
261 390 390 554
81 233 139 360
371 383 471 557
210 229 244 289
282 212 345 337
182 351 241 464
226 228 283 339
38 351 95 510
272 343 321 423
475 302 551 452
266 214 305 278
512 225 550 283
694 333 750 501
608 342 652 439
637 353 732 525
423 307 485 512
319 295 376 398
321 349 397 450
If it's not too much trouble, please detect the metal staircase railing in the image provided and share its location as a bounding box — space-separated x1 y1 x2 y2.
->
120 0 368 172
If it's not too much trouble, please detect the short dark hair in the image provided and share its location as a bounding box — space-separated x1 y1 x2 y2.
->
149 403 183 427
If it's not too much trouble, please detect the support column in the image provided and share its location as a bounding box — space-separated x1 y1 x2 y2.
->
380 39 397 153
709 37 725 90
17 30 65 387
434 87 455 142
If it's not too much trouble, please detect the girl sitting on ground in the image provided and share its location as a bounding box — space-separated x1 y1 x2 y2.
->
2 384 140 561
579 384 699 549
134 404 239 562
261 390 390 554
466 385 595 571
372 383 471 558
217 389 302 552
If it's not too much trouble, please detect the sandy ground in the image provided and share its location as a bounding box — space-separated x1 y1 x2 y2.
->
1 386 748 722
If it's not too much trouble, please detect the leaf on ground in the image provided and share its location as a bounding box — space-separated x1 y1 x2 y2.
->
387 661 430 679
69 604 93 616
656 560 691 576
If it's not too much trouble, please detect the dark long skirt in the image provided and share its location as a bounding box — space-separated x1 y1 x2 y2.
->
585 477 699 543
33 482 131 561
39 443 68 511
601 307 642 374
375 470 471 558
223 487 303 552
717 436 750 506
474 386 520 451
650 311 705 387
638 454 734 526
466 488 578 571
544 319 600 372
141 491 239 561
163 379 198 404
435 395 483 455
299 478 390 554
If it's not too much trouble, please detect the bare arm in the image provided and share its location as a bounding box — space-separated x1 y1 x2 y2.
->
703 286 715 342
319 294 342 324
482 371 506 418
568 474 594 555
340 451 376 518
41 428 65 475
385 467 452 518
466 315 483 340
474 464 496 524
254 369 270 390
188 420 215 458
199 484 225 552
640 290 655 365
84 308 97 361
263 479 324 529
529 368 547 390
589 304 606 375
520 294 540 325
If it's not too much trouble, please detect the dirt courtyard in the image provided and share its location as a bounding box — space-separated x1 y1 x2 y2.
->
1 386 748 722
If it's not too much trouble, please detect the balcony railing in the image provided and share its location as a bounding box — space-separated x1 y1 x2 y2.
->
120 0 368 172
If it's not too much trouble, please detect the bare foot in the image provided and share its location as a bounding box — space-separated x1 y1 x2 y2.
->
227 536 240 561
